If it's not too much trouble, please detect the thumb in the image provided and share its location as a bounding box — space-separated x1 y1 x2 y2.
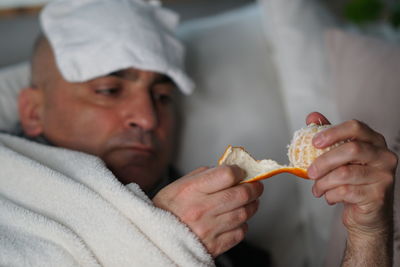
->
306 111 331 126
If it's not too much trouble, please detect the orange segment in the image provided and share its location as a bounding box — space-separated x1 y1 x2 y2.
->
287 123 333 169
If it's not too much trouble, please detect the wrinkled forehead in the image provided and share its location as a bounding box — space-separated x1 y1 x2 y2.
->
39 0 194 94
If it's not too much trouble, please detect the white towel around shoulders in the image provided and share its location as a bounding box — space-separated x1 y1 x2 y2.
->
0 133 214 267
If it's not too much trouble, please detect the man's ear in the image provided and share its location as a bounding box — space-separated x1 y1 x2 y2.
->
18 88 44 137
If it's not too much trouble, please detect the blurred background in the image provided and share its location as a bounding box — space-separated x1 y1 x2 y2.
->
2 0 399 68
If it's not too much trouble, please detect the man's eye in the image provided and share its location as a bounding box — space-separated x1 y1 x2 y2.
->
154 93 173 104
95 88 120 96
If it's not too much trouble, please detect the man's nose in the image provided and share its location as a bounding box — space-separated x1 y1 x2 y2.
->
121 92 158 131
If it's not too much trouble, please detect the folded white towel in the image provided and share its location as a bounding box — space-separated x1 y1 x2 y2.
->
0 133 214 266
40 0 194 94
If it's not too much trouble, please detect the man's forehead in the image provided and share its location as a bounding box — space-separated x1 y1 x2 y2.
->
40 0 194 94
106 68 174 83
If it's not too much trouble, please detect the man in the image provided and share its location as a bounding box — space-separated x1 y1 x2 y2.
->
0 0 396 266
20 33 264 262
1 1 265 266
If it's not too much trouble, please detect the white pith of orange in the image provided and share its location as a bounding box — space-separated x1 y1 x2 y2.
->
218 123 339 183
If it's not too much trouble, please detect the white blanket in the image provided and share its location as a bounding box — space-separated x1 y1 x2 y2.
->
0 133 214 267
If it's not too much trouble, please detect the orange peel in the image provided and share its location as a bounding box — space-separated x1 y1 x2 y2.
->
218 123 339 183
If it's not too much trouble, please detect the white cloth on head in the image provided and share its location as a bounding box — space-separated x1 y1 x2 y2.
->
40 0 194 94
0 133 213 266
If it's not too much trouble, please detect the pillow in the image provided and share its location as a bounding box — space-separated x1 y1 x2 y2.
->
0 62 30 132
327 29 400 267
177 4 310 267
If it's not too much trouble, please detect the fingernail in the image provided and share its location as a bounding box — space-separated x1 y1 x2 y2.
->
313 133 324 147
308 165 318 179
312 186 318 197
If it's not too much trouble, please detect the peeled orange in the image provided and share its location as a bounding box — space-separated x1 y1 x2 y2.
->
218 123 339 183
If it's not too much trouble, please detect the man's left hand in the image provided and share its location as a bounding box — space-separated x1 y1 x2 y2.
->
306 112 397 237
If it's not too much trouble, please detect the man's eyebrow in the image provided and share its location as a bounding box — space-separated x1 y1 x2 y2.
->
155 75 174 84
105 71 174 84
108 71 124 77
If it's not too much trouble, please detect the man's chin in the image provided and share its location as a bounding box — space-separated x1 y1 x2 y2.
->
102 149 168 188
109 164 163 190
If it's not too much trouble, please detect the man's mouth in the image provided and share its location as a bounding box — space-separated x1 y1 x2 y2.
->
104 145 157 168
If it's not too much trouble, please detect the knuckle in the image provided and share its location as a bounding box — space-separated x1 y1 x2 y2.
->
195 225 212 241
349 119 364 133
391 152 399 166
179 181 194 195
379 171 394 186
325 185 347 205
350 185 362 199
233 228 246 245
170 183 193 201
337 165 351 180
313 178 324 195
181 205 205 223
313 179 324 194
324 193 333 205
253 182 264 196
374 189 386 204
376 132 387 145
221 190 236 203
218 166 237 183
358 165 369 179
347 142 362 156
236 186 252 203
339 184 349 196
236 207 250 222
385 151 398 168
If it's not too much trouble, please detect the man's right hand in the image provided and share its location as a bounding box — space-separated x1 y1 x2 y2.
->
152 165 264 258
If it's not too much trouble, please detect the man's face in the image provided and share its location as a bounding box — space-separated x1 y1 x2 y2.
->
35 67 179 192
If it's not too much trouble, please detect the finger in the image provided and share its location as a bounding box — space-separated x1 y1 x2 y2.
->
213 200 260 233
306 112 331 126
312 119 387 149
194 165 247 194
323 184 367 206
308 141 383 179
210 224 248 257
169 166 211 189
312 165 377 198
208 182 264 215
186 166 210 177
323 184 389 210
